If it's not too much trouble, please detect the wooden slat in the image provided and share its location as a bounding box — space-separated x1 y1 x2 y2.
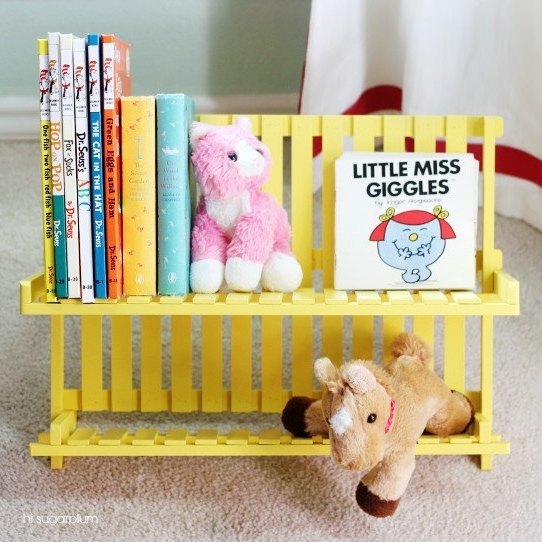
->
291 316 313 397
353 115 381 151
81 315 103 410
67 428 96 446
111 316 133 411
352 316 373 360
413 116 439 152
50 315 65 419
383 316 404 363
164 429 188 445
444 316 465 392
261 316 283 412
231 316 254 411
98 428 128 446
132 429 159 446
261 115 286 202
171 315 193 412
291 116 316 286
140 316 163 411
201 316 223 411
323 315 343 364
412 316 435 369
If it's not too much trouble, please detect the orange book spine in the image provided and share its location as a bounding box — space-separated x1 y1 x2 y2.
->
121 97 156 295
102 35 131 298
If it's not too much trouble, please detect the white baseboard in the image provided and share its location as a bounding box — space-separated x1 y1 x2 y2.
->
0 93 299 140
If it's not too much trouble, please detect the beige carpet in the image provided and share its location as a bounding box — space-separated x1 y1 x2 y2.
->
1 140 541 541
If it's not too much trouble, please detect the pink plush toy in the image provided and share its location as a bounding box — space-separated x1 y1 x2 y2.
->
189 117 303 293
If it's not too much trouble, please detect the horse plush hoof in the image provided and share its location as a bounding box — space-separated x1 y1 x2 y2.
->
355 483 400 518
281 396 317 437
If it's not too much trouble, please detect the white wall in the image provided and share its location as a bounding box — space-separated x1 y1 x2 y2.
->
0 0 311 138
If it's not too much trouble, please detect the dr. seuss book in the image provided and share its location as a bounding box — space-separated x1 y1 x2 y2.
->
121 97 156 296
73 36 94 303
60 33 81 298
334 152 479 291
156 93 195 295
47 32 68 298
102 35 132 298
38 38 56 301
87 33 107 298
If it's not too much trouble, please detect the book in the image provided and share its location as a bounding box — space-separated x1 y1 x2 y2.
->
334 152 479 291
73 36 94 303
87 33 107 298
121 96 156 296
38 38 56 301
156 93 195 295
60 33 81 298
102 34 132 298
47 32 68 298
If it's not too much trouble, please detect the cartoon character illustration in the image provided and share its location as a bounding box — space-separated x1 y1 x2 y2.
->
369 206 456 284
39 68 49 103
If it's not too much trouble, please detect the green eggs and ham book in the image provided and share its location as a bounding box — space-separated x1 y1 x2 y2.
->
334 152 479 291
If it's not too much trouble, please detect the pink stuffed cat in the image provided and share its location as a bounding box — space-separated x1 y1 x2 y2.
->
189 116 303 293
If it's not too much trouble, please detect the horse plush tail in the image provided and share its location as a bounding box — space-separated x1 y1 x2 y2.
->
391 332 432 366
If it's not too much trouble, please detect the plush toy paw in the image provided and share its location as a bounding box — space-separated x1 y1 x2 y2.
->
190 259 225 293
261 252 303 292
355 483 400 518
225 257 263 292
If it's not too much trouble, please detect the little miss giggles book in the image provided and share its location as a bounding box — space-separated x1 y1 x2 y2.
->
334 152 479 291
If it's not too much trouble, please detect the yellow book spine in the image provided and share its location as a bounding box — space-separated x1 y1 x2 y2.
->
38 38 56 301
121 96 156 295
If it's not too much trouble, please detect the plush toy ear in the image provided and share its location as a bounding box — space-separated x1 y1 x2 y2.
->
189 121 214 150
341 363 377 394
314 357 339 386
234 115 253 134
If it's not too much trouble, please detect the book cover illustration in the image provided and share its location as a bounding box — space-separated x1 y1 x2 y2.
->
38 38 56 301
87 33 107 298
60 33 81 298
102 35 131 298
47 32 68 298
121 96 156 296
334 152 479 291
156 93 195 296
73 36 94 303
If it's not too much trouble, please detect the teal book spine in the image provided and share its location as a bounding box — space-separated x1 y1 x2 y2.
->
156 94 195 295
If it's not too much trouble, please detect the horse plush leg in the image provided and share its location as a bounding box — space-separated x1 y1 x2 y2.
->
356 447 416 518
425 390 475 437
281 397 327 437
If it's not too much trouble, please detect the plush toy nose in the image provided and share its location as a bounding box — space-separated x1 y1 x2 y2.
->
408 233 418 242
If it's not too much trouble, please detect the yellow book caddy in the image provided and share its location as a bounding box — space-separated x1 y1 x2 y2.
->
20 114 519 470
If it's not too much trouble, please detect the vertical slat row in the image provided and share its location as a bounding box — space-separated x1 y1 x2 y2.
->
261 115 286 203
111 315 133 411
81 315 104 410
171 315 193 411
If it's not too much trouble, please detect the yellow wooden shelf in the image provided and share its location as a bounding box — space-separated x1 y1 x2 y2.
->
21 114 518 470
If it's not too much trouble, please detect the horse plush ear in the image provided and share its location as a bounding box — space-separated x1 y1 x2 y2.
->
314 357 340 388
342 363 377 394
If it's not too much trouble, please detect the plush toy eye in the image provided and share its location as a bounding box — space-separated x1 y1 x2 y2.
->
228 152 238 161
255 148 264 155
367 413 377 423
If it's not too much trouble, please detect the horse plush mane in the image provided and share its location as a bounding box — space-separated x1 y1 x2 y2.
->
281 333 474 517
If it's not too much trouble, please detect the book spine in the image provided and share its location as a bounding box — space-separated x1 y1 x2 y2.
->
121 96 157 296
60 33 81 298
102 35 131 298
87 34 107 298
73 37 94 303
156 94 193 295
47 32 68 298
38 39 56 301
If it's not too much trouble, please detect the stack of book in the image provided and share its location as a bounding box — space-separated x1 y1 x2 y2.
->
38 33 195 302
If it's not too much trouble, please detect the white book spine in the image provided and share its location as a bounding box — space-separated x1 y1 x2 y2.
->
60 33 81 298
73 37 94 303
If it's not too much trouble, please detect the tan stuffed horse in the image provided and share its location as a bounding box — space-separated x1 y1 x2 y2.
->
281 333 474 517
